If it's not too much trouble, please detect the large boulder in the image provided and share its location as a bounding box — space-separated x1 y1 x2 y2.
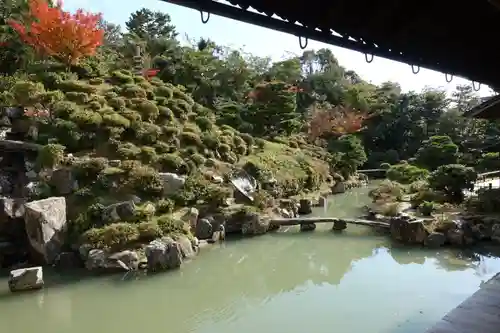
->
175 235 197 259
158 172 186 195
331 182 346 194
85 249 139 272
181 207 199 230
241 213 270 235
101 201 136 224
53 251 82 269
446 229 465 246
424 232 446 248
24 197 67 264
210 225 225 243
389 216 427 244
195 218 213 240
8 266 44 292
49 168 76 195
145 237 183 271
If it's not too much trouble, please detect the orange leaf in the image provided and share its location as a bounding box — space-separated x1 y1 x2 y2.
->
8 0 104 65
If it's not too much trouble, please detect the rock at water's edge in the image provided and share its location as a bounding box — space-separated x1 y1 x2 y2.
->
424 232 446 248
298 199 312 215
390 217 427 244
331 182 346 194
85 249 139 272
24 197 67 265
8 266 44 292
145 237 183 271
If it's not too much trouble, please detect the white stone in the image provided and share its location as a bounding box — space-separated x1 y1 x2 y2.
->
8 266 44 292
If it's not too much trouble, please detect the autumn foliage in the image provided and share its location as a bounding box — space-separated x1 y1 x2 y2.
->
144 68 160 80
307 104 369 141
247 81 303 101
8 0 104 65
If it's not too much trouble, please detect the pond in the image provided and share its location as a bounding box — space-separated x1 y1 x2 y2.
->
1 182 499 333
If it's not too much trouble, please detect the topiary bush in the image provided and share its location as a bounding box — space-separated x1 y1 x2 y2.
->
428 164 477 203
58 80 97 94
134 100 160 121
180 131 203 148
157 153 185 173
110 70 134 85
36 143 65 169
386 163 429 184
195 116 213 131
120 84 147 99
368 180 404 202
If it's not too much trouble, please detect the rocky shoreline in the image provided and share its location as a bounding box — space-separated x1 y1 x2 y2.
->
5 177 500 293
1 158 368 292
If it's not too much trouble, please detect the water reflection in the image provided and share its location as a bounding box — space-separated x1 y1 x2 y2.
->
1 225 499 333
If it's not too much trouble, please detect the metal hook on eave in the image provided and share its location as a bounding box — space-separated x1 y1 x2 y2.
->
200 10 210 24
472 81 481 91
365 53 374 63
411 65 420 74
445 73 453 83
298 36 308 49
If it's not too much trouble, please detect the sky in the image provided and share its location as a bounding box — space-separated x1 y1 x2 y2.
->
63 0 494 97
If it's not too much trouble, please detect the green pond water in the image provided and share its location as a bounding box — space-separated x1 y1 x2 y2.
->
1 183 500 333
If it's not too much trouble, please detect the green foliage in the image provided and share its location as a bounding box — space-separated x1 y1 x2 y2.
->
428 164 477 203
329 134 367 178
380 162 391 170
137 221 162 241
368 180 404 202
157 153 185 173
155 198 174 214
81 223 139 250
65 92 89 104
415 136 458 171
156 215 188 235
386 163 429 184
89 77 104 85
8 80 45 105
477 152 500 172
195 116 213 131
419 201 435 216
58 80 97 94
36 144 65 169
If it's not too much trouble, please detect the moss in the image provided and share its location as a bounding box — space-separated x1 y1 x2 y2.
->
81 222 139 250
120 84 147 99
36 143 65 169
180 131 203 148
156 215 189 235
154 85 174 99
138 221 162 241
157 153 185 172
58 80 97 93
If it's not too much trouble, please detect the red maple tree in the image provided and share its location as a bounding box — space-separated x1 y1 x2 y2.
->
307 104 369 141
143 68 160 80
8 0 104 65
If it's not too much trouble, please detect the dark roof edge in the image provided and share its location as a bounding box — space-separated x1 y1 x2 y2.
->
464 94 500 118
